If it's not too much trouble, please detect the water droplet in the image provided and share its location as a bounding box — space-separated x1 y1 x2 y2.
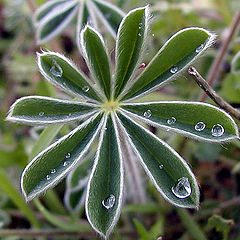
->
139 63 146 69
46 175 51 180
68 113 72 117
82 86 90 92
66 153 71 159
196 44 204 53
152 33 155 37
102 194 115 210
195 122 206 131
39 112 44 116
63 161 69 167
104 127 107 130
159 164 164 169
51 169 56 174
170 66 178 74
139 22 143 27
50 60 63 77
167 117 176 125
138 33 142 37
211 124 224 137
172 177 191 199
143 110 151 118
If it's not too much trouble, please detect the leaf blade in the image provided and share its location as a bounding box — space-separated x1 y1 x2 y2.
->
120 101 239 142
121 27 215 100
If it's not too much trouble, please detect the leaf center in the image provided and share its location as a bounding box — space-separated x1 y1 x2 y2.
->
102 101 119 113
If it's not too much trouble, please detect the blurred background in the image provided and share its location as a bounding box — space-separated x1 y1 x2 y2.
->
1 0 240 239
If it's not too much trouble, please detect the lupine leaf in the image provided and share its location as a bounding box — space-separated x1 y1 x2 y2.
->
121 27 215 101
81 26 112 100
76 0 90 36
64 153 94 213
7 96 98 125
37 51 102 102
231 51 240 74
114 6 149 98
34 0 69 25
86 114 124 238
21 114 103 201
92 0 125 38
36 1 78 44
117 112 199 208
120 101 239 142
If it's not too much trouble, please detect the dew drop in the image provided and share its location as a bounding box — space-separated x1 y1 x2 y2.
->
159 164 164 169
63 161 69 167
102 194 115 210
195 122 206 131
39 112 44 116
143 110 151 118
138 33 142 37
50 60 63 77
68 113 72 117
172 177 191 199
82 86 90 92
211 124 224 137
196 44 204 53
51 169 56 174
66 153 71 159
152 33 155 37
46 175 51 180
170 66 178 74
139 63 146 69
167 117 176 125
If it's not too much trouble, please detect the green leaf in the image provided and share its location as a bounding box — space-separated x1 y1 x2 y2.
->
37 51 101 102
120 101 239 142
114 6 150 98
86 114 124 238
34 0 68 24
231 51 240 74
21 113 103 201
80 26 112 100
117 112 199 208
133 219 150 240
7 96 98 125
92 0 125 38
121 27 215 101
76 0 90 34
36 1 78 44
65 153 94 213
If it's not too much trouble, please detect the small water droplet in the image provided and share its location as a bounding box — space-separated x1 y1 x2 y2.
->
196 44 204 53
68 113 72 117
138 33 142 37
139 22 143 27
167 117 176 125
51 169 56 174
50 60 63 77
139 63 146 69
82 86 90 92
63 161 69 167
102 194 115 210
143 110 151 118
211 124 224 137
159 164 164 169
66 153 71 159
170 66 178 74
104 127 107 130
46 175 51 180
39 112 44 116
195 122 206 131
172 177 191 199
152 33 155 37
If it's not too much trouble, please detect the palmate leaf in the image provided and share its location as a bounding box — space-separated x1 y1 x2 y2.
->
6 96 98 125
120 101 239 142
114 6 149 98
37 51 102 102
116 112 199 208
36 0 79 45
86 114 124 238
80 26 112 100
121 27 216 101
21 113 103 201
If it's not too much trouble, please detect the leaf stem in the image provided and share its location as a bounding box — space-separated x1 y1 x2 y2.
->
188 66 240 120
199 10 240 102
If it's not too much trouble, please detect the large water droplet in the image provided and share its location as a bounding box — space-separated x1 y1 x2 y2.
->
102 194 115 210
46 175 51 180
51 169 56 174
211 124 224 137
143 110 152 118
172 177 191 199
196 44 204 53
50 60 63 78
159 164 164 169
65 153 71 159
167 117 176 125
82 86 90 92
195 122 206 131
39 112 44 116
170 66 178 74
